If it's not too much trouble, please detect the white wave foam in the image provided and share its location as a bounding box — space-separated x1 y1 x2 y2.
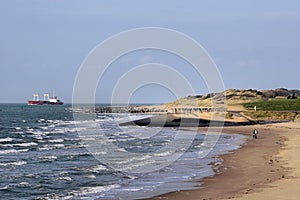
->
17 182 30 187
13 142 38 147
0 137 13 142
55 184 119 200
52 129 65 134
0 149 28 155
29 130 44 135
57 177 72 182
24 174 35 178
49 139 64 143
115 148 127 152
85 174 96 179
39 155 57 161
0 160 27 166
48 184 120 200
119 188 142 192
88 164 108 172
34 135 44 140
118 155 152 164
38 119 46 123
53 144 65 148
0 185 9 190
78 184 120 196
38 146 53 151
93 151 107 155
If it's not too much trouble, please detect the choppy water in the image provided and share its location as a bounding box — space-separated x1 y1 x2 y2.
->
0 104 247 200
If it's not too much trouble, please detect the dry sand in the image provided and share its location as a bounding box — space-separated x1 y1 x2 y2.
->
231 122 300 200
150 121 300 200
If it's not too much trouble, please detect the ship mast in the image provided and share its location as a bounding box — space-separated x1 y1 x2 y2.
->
33 94 39 101
43 93 49 101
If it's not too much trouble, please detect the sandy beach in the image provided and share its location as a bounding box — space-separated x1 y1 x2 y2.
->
149 120 300 200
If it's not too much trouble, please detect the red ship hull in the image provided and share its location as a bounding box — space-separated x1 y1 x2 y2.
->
28 100 63 105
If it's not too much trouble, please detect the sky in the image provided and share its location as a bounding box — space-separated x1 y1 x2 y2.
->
0 0 300 103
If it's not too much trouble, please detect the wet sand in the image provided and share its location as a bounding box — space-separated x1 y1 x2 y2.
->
149 121 300 200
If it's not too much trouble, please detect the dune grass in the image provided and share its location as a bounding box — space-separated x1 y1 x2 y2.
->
243 111 298 121
243 98 300 111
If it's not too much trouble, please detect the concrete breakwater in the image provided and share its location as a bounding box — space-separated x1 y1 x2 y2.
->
95 106 168 113
71 106 168 113
119 114 257 127
71 106 225 114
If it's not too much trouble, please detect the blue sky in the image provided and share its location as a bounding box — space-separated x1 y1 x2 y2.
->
1 0 300 103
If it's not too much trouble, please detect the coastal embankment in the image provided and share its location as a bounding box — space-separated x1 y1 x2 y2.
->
119 113 256 127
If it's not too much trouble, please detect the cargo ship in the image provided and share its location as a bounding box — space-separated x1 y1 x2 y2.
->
28 92 63 105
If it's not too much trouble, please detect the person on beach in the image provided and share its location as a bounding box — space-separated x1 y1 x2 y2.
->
253 129 258 139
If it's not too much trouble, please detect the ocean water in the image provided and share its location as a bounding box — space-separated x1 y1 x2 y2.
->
0 104 247 200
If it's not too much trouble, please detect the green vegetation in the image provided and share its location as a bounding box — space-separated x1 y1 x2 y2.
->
243 111 299 121
243 98 300 111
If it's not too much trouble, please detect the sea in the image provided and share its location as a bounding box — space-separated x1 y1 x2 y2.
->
0 104 247 200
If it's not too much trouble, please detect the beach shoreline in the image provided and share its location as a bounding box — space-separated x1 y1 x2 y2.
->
147 121 299 200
